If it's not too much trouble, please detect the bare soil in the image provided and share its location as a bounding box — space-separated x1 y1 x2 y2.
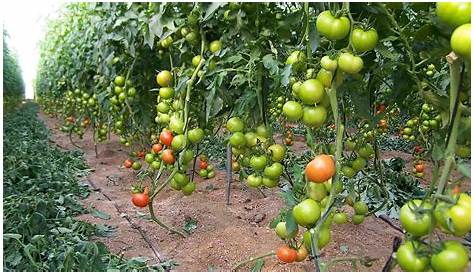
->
38 111 468 272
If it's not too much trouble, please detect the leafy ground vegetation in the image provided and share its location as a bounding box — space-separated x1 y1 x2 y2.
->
3 103 168 271
8 1 472 272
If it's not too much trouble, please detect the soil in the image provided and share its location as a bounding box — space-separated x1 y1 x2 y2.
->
37 111 469 272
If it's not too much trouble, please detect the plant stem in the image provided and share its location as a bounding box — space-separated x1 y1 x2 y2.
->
231 251 275 271
148 201 187 238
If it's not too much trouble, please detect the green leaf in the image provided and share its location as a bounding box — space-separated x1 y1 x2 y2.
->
90 208 111 220
309 22 320 53
285 208 297 235
251 259 264 271
203 2 226 21
262 54 279 75
456 162 470 178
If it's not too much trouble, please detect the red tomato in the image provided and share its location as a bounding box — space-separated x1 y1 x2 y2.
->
124 159 133 168
276 246 297 263
200 161 208 170
415 164 425 173
136 151 145 159
132 193 149 208
160 131 173 146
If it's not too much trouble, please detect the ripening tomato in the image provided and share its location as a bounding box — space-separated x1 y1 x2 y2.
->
316 10 350 40
124 159 133 168
136 151 145 159
156 70 173 87
276 246 297 263
160 131 174 146
350 28 378 52
436 2 471 28
451 23 471 59
268 144 285 162
162 149 175 165
132 193 149 208
295 246 308 262
152 143 163 154
305 155 335 183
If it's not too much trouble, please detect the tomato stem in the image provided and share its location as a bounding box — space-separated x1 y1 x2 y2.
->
231 251 275 271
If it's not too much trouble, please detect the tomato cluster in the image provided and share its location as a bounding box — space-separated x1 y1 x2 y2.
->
227 117 286 189
397 193 471 271
198 155 215 179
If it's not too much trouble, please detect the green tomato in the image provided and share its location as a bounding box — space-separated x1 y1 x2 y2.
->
292 199 321 227
316 68 333 87
263 162 283 179
207 170 215 178
156 102 170 113
171 134 185 151
307 182 327 202
352 214 365 225
292 81 302 97
145 153 155 164
229 132 246 148
320 56 337 71
337 52 364 74
262 176 278 188
226 117 244 133
247 174 262 188
182 149 194 164
303 228 331 250
159 87 174 99
255 124 270 138
131 161 142 171
250 155 267 171
334 212 348 224
199 169 208 178
209 40 222 53
298 79 325 105
286 50 307 72
282 101 303 121
350 28 378 52
156 70 172 87
151 161 161 170
275 221 298 239
302 106 328 128
351 157 367 172
399 199 433 237
341 166 356 178
396 241 430 272
188 128 204 144
244 132 258 147
316 10 350 40
192 55 202 67
353 201 368 215
431 241 469 272
451 23 471 59
182 182 196 196
436 2 471 28
114 75 125 87
169 116 184 134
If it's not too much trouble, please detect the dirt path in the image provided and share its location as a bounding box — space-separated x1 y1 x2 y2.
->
39 111 411 272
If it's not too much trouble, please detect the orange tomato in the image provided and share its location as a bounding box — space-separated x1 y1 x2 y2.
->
162 149 175 165
152 143 163 154
160 130 174 146
305 154 335 183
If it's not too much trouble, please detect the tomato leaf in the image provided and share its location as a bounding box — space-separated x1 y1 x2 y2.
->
456 162 470 178
285 208 298 235
251 259 264 272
